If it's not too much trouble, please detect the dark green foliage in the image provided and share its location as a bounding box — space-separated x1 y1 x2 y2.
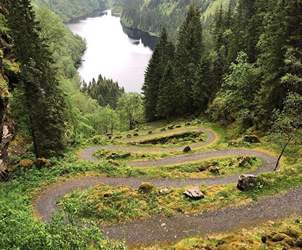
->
156 62 178 119
4 0 67 157
175 4 204 115
143 28 175 121
84 75 124 109
36 0 107 22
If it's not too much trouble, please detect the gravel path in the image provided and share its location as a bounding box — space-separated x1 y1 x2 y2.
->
78 127 217 162
33 126 300 247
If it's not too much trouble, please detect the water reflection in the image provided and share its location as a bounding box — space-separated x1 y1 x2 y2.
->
68 10 156 92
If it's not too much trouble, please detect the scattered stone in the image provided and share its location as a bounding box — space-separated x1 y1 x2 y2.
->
107 152 131 160
19 159 34 169
209 166 220 175
243 135 261 143
237 156 253 168
35 158 51 169
160 128 166 132
134 128 139 132
175 125 182 128
185 122 191 126
198 165 208 172
103 192 112 198
183 187 205 200
114 136 122 139
261 235 268 243
183 146 192 153
271 233 287 242
237 174 258 191
127 134 132 138
133 133 139 137
148 131 153 134
159 188 170 195
168 125 175 130
138 183 154 194
106 133 112 139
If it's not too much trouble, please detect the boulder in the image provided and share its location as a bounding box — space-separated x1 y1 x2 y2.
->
237 156 253 168
148 131 153 134
237 174 258 191
209 166 220 175
159 188 170 195
133 133 139 137
183 146 192 153
183 187 205 200
243 135 260 143
168 125 175 130
138 183 154 194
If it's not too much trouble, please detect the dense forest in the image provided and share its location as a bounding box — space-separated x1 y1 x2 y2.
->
113 0 236 38
35 0 108 22
144 0 302 133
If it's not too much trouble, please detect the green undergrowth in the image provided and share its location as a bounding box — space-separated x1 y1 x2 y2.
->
95 156 262 179
60 184 244 225
142 216 302 250
0 155 126 249
58 161 302 227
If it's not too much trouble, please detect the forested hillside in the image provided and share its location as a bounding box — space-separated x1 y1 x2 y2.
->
113 0 236 38
35 0 107 22
144 0 302 133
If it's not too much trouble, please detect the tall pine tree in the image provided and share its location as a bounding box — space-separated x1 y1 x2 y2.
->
143 28 174 121
175 4 203 115
3 0 67 157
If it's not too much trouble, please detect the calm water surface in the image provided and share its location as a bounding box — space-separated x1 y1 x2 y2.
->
68 11 153 92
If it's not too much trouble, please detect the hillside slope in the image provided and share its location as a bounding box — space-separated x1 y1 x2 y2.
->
35 0 107 22
113 0 234 38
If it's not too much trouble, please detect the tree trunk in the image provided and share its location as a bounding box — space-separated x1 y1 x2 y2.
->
0 98 14 181
274 138 291 171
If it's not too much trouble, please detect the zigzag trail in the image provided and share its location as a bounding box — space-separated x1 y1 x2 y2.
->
34 126 302 247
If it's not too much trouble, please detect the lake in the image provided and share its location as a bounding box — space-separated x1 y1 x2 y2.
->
68 10 154 93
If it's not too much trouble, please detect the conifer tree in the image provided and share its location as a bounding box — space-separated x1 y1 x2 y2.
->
143 28 174 121
156 63 177 119
175 4 203 115
3 0 67 157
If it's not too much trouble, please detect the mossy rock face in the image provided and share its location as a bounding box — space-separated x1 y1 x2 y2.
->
19 159 34 169
138 183 154 194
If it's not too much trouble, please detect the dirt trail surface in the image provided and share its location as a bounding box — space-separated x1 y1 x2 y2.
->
34 126 300 246
103 187 302 246
78 127 217 162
